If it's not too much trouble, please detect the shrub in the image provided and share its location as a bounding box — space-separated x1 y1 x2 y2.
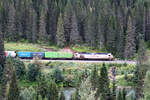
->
47 80 59 100
27 63 41 81
14 58 26 79
52 67 64 83
19 87 37 100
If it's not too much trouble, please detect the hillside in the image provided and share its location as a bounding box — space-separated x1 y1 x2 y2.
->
0 0 150 100
4 42 106 53
0 0 150 59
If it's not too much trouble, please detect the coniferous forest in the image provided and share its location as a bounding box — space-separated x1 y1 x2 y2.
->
1 0 150 100
0 0 150 59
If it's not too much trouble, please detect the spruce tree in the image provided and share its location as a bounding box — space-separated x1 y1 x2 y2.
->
31 9 37 43
70 12 81 44
134 34 147 99
98 63 110 100
124 16 136 59
117 26 125 59
63 0 72 44
7 70 20 100
39 8 46 42
7 4 16 41
90 66 98 90
37 75 48 99
0 32 5 66
56 13 66 47
0 57 13 100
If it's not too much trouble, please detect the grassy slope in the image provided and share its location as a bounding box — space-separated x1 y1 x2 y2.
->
5 42 105 53
4 42 59 52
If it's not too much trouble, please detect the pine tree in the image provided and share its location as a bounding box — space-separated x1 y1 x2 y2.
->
124 16 136 59
137 34 146 65
0 32 5 66
39 8 46 42
31 9 37 43
59 91 65 100
98 63 110 100
37 75 48 99
90 66 98 90
7 70 20 100
106 16 117 55
63 0 72 44
70 12 81 44
0 57 13 100
117 25 125 59
7 4 16 41
134 34 148 99
56 13 66 47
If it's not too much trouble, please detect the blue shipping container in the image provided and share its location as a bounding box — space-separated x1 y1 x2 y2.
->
31 52 45 58
17 52 32 58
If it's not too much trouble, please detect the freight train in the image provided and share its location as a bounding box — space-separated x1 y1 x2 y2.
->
4 51 114 61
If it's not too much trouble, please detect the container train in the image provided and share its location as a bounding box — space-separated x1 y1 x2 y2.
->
5 51 114 61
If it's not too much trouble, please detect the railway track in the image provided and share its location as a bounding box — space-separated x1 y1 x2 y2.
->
22 59 136 64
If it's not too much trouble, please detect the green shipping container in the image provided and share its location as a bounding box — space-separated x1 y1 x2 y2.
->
45 52 73 58
58 52 73 58
45 52 58 58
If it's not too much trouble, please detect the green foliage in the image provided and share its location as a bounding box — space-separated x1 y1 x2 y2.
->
19 87 37 100
124 16 136 59
98 63 111 100
52 67 64 84
13 58 26 79
27 63 41 81
7 70 20 100
0 32 5 66
37 75 48 99
5 42 46 52
143 71 150 99
90 66 98 90
0 57 14 100
47 80 59 100
0 0 150 58
56 13 66 47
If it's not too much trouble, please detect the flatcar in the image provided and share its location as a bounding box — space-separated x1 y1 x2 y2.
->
4 51 114 60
